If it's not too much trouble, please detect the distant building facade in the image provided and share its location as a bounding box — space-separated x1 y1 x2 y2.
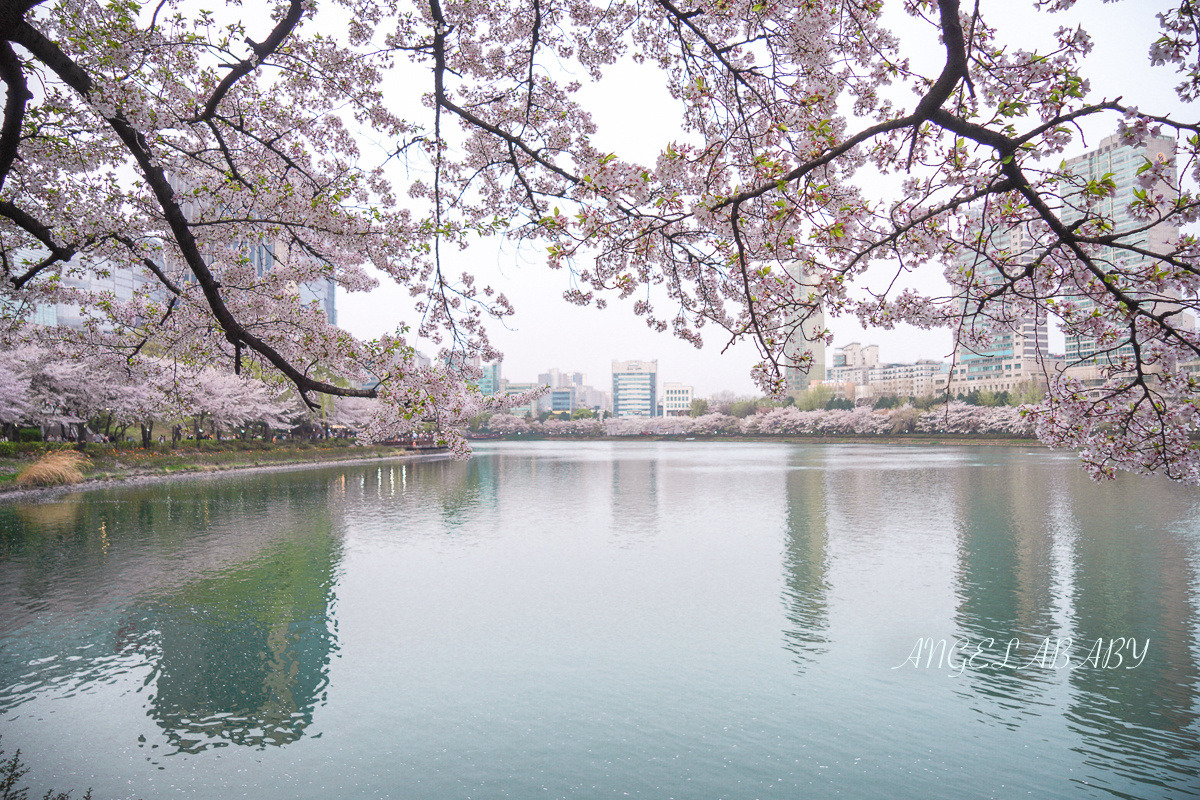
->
547 387 578 414
826 342 879 386
502 382 539 418
870 359 949 398
661 383 694 416
536 368 587 414
579 386 612 414
166 172 338 325
948 209 1049 396
478 361 503 395
12 249 159 331
538 368 585 390
612 360 658 417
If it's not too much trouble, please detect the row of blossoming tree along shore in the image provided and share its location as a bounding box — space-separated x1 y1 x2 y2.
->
480 403 1035 438
0 347 379 445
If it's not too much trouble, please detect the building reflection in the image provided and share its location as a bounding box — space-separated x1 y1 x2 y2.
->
779 450 830 671
1062 470 1200 794
133 517 340 752
610 448 661 541
951 451 1061 718
0 471 344 752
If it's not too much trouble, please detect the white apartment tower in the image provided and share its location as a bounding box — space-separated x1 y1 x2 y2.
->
783 263 826 392
1061 132 1179 367
826 342 879 385
949 211 1050 395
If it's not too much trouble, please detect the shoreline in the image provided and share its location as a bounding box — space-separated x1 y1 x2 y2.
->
0 435 1047 504
0 449 452 504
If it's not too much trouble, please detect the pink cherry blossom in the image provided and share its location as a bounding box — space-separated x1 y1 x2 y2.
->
2 0 1198 477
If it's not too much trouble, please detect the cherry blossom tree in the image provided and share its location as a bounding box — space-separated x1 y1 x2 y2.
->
1 0 1199 476
484 412 530 434
0 346 162 439
172 367 292 441
0 347 32 430
917 401 1033 436
537 417 605 435
331 395 381 432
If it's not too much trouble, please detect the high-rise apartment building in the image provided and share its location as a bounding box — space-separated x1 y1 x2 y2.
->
1061 132 1179 366
869 359 949 398
949 212 1050 395
783 263 826 393
612 360 658 417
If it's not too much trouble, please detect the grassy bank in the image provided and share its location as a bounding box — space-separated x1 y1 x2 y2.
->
0 438 442 494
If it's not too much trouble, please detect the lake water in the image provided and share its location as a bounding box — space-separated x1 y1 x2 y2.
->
1 441 1199 799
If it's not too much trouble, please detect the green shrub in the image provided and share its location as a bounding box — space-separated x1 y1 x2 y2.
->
0 442 15 458
17 427 41 443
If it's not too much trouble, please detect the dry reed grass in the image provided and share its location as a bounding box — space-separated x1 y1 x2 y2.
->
16 450 90 488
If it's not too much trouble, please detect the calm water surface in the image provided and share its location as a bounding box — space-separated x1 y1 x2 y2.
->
1 442 1198 799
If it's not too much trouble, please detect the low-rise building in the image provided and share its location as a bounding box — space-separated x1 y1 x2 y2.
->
661 383 694 416
869 359 949 398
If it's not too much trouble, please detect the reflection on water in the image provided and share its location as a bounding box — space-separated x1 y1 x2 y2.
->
135 523 340 752
1062 470 1200 796
0 474 342 754
780 449 830 669
1 444 1199 800
952 457 1062 722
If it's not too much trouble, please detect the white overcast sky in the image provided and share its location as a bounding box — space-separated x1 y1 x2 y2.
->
337 0 1189 397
